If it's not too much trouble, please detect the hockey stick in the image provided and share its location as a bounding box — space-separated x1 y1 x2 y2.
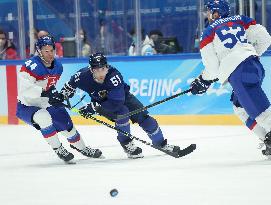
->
63 99 196 158
70 107 195 158
115 88 192 121
115 78 219 121
66 94 86 109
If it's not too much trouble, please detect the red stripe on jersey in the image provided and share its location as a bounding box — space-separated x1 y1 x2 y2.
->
20 65 60 90
200 31 215 49
238 20 256 30
20 66 46 80
249 121 257 130
6 65 18 124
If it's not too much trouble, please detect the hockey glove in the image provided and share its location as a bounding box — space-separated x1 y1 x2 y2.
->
190 75 216 95
61 82 76 98
41 86 64 106
79 102 100 118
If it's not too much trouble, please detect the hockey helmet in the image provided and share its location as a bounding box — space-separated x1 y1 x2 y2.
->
35 35 55 50
89 52 107 69
206 0 230 18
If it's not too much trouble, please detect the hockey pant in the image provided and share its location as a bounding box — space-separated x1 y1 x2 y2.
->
228 56 271 134
16 102 86 150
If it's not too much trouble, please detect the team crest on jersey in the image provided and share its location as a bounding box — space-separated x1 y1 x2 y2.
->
46 76 59 90
98 90 108 99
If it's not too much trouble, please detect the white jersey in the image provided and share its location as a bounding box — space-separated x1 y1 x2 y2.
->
200 15 271 84
17 56 63 108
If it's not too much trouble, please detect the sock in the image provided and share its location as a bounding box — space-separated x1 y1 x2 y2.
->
139 116 164 146
62 127 86 150
40 125 61 149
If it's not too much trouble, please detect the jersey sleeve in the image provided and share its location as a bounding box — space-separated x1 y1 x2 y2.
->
18 65 43 100
61 71 81 98
246 24 271 56
199 29 220 80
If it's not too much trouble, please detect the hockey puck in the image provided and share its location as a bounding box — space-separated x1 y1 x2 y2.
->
110 188 118 197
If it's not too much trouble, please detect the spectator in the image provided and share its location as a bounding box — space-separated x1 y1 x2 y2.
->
37 30 63 58
93 20 116 55
37 30 49 38
0 29 18 60
128 28 145 56
78 29 91 57
141 30 163 55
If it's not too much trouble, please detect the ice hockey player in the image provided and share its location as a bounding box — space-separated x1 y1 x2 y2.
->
16 35 102 163
189 0 271 157
57 52 181 158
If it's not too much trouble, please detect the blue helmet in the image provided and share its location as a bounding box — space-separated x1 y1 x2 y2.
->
35 35 55 50
89 52 107 69
206 0 230 18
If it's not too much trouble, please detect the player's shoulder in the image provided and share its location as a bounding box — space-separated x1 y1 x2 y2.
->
23 56 43 71
107 65 121 76
71 66 91 81
53 58 63 69
24 55 39 65
76 66 90 75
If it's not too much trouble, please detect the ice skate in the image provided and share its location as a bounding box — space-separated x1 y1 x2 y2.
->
159 139 181 153
70 144 103 158
262 132 271 158
121 140 143 159
53 144 74 163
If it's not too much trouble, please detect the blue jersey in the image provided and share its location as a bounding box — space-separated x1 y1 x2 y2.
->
65 65 130 111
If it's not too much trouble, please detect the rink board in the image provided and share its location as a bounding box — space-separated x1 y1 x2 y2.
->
0 53 270 125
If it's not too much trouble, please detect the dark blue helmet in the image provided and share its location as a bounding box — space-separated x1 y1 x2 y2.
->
206 0 230 18
89 52 107 69
35 35 55 50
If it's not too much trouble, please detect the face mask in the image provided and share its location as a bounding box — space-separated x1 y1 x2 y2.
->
132 36 137 43
0 39 5 47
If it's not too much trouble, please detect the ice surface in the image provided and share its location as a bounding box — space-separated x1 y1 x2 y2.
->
0 124 271 205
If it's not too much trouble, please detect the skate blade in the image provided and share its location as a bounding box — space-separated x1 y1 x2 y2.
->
97 154 105 159
64 159 76 164
127 153 144 159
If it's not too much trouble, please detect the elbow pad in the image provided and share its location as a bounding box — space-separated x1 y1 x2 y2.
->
246 24 271 56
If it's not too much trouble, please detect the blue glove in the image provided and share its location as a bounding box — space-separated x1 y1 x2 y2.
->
190 75 215 95
41 86 64 106
79 102 100 118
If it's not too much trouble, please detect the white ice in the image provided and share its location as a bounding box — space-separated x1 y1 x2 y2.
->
1 124 271 205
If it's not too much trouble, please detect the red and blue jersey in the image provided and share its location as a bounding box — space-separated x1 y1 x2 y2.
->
20 56 63 90
199 15 259 84
17 56 63 108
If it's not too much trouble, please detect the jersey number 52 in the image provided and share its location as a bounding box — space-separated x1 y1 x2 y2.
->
216 24 248 49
